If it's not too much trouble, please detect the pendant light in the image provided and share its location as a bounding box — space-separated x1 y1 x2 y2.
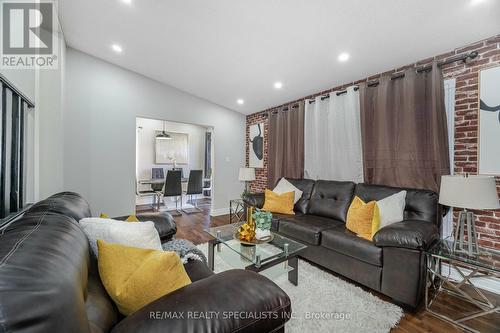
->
156 120 172 140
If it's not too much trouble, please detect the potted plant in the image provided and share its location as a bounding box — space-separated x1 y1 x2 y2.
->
252 208 272 240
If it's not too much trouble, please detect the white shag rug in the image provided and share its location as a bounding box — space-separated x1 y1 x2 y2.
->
197 243 403 333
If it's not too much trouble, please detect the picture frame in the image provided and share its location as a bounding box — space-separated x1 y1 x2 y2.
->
249 123 264 168
478 65 500 175
155 131 189 165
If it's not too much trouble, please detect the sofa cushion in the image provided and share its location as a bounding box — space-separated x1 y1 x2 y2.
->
308 180 356 221
269 212 302 232
285 178 316 214
278 215 343 245
321 226 382 266
354 183 439 225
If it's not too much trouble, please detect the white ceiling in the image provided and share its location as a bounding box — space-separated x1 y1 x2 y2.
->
59 0 500 115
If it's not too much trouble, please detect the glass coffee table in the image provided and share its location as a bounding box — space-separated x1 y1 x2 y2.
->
205 222 307 286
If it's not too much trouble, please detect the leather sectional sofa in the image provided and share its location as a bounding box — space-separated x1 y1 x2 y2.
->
244 179 441 309
0 192 290 333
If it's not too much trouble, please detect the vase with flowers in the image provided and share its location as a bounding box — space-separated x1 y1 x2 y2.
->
252 208 273 240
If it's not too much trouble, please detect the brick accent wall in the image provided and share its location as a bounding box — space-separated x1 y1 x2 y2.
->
245 34 500 250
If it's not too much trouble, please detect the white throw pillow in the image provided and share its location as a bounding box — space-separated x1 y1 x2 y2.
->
79 217 162 257
377 191 407 229
273 178 303 204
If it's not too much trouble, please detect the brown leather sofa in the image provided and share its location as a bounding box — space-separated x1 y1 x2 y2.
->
244 179 441 309
0 192 290 333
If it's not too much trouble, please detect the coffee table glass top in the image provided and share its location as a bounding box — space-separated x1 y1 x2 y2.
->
427 237 500 273
205 222 306 266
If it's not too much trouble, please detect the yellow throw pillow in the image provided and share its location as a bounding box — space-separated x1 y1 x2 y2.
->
100 213 139 222
262 189 295 215
346 196 380 241
125 215 139 222
97 240 191 316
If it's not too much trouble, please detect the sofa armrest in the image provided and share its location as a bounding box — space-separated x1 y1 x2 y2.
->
242 193 265 209
111 270 290 333
373 220 439 251
114 212 176 242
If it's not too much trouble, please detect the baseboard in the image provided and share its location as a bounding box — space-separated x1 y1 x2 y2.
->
210 207 229 216
440 263 500 295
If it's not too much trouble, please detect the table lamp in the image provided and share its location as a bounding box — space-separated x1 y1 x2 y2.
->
239 167 255 193
439 175 500 255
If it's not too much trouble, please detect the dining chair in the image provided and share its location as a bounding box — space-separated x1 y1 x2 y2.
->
151 167 164 180
183 170 203 214
160 170 183 216
203 168 212 196
135 180 159 211
172 167 184 179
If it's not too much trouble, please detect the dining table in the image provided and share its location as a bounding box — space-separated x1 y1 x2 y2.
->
138 178 189 191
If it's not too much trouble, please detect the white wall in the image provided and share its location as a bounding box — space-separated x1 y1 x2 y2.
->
136 117 210 187
0 9 66 204
35 31 66 199
64 48 245 216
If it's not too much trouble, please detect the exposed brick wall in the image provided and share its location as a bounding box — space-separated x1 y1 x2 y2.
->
245 34 500 249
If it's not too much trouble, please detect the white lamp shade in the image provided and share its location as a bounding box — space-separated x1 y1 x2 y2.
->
239 167 256 181
439 175 500 209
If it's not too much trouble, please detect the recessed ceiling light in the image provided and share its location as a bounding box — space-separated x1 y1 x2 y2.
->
121 0 132 4
338 52 350 62
111 44 123 53
274 82 283 89
470 0 487 5
237 99 244 105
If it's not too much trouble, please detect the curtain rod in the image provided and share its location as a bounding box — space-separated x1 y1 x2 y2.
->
307 51 478 103
0 74 35 108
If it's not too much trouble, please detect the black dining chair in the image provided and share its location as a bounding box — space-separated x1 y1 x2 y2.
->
183 170 204 214
172 167 184 179
159 170 182 215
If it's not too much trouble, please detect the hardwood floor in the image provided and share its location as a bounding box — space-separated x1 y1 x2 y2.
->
139 200 500 333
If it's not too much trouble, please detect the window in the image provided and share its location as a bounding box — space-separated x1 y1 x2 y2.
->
0 76 34 220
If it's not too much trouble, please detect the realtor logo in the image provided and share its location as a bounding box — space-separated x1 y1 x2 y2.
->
1 1 58 69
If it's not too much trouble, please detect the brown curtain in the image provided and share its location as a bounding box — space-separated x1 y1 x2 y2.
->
267 101 305 188
359 63 450 192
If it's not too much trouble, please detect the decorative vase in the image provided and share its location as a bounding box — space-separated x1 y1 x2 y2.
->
252 208 273 240
255 228 271 240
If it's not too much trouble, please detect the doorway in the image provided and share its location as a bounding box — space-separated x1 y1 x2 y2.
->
135 117 214 214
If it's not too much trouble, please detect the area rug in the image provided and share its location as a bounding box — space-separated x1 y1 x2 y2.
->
197 243 403 333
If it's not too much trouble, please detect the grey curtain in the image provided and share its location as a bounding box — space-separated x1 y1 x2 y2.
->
359 63 450 192
268 101 305 188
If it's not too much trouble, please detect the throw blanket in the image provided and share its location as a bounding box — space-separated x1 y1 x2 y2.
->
162 239 207 264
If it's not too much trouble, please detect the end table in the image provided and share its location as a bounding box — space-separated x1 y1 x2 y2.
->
425 238 500 333
229 198 247 224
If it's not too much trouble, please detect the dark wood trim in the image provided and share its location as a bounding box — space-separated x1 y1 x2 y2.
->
10 93 19 213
